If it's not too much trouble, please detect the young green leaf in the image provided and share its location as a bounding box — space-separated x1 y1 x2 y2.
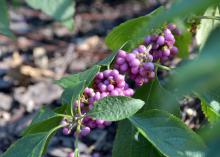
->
55 65 100 89
0 0 14 38
61 81 85 116
26 0 75 30
105 7 164 51
113 120 163 157
130 110 206 157
88 96 144 121
1 125 62 157
197 94 220 124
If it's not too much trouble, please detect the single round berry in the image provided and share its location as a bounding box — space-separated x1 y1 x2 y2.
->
80 127 91 136
118 50 127 58
157 36 165 45
63 127 70 135
116 57 125 65
144 62 154 71
126 53 136 61
68 152 74 157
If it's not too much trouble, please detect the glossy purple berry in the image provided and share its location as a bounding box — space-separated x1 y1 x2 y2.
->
118 50 127 58
63 127 70 135
157 36 165 45
81 127 91 136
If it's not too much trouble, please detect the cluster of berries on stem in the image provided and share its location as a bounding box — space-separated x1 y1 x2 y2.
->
62 23 180 137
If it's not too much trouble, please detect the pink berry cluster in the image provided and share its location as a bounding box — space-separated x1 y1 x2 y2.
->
114 23 180 86
63 69 134 136
145 23 179 62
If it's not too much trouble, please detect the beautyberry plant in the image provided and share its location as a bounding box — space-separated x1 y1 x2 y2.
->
2 0 220 157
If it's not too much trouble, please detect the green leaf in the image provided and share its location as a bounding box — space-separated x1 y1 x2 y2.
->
205 121 220 157
197 94 220 124
1 125 61 157
62 18 74 31
175 30 192 59
113 120 163 157
0 0 14 38
61 81 85 116
55 65 100 89
130 110 206 157
196 6 220 51
22 115 63 135
88 96 144 121
105 7 164 51
97 42 128 67
54 104 67 114
31 107 57 125
134 78 180 116
26 0 75 30
163 26 220 104
147 0 220 31
97 52 118 67
22 107 63 135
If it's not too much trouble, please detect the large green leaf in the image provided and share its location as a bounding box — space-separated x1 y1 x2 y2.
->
26 0 75 30
88 96 144 121
22 115 63 135
31 107 57 125
112 120 163 157
196 6 220 51
134 78 180 116
1 125 61 157
105 7 164 51
164 26 220 102
205 121 220 157
61 81 85 116
22 107 63 135
55 65 100 89
0 0 14 37
97 52 117 67
130 110 206 157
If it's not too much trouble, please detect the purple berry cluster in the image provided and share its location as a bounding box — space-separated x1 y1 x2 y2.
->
144 23 179 62
114 46 155 86
81 69 134 131
114 23 180 86
94 70 134 96
62 23 180 137
63 69 134 136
